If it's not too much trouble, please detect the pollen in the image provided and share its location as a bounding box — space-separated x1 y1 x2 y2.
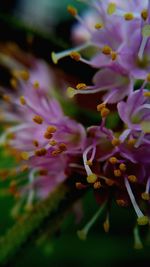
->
114 169 122 177
44 131 53 139
143 91 150 97
10 78 17 89
94 23 103 29
35 148 47 157
111 51 117 60
100 107 110 118
111 138 120 146
141 192 150 201
2 94 11 102
67 5 77 16
33 81 39 89
21 151 29 160
116 199 127 207
97 102 106 112
93 181 101 189
87 173 97 184
119 163 126 171
107 2 116 15
76 83 87 90
141 9 148 21
128 175 137 183
33 140 39 147
33 115 43 124
49 139 57 146
109 157 118 164
70 51 81 61
127 138 136 146
124 13 134 21
51 149 61 156
59 143 67 151
101 45 112 55
86 160 93 166
19 96 26 105
137 216 149 226
47 125 57 133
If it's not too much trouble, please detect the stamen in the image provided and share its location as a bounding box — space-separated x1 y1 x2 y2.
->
97 103 106 112
35 148 47 157
107 2 116 15
124 13 134 21
33 140 39 147
101 45 112 55
87 173 97 184
103 213 110 233
128 175 137 183
21 151 30 160
111 51 117 61
70 51 81 61
19 96 26 105
49 139 57 146
47 126 57 133
33 81 40 89
67 5 77 16
33 115 43 124
133 226 143 250
2 94 11 102
93 181 101 189
83 145 96 176
77 203 106 240
94 23 103 29
141 9 148 21
10 78 17 89
119 163 126 172
141 177 150 200
111 138 120 146
109 157 118 164
114 169 122 177
76 83 87 90
125 178 148 225
100 107 110 118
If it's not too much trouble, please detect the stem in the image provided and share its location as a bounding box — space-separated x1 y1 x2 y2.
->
0 184 84 266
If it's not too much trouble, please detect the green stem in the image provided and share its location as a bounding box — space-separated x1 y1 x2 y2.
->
0 185 84 264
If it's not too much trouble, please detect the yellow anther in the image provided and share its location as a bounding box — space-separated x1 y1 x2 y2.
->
10 78 17 89
100 107 110 118
103 218 109 233
2 94 11 102
146 73 150 82
137 216 149 226
59 143 67 151
51 149 61 156
76 83 87 90
141 192 150 201
93 181 101 189
87 173 97 184
111 138 120 146
49 139 57 146
119 163 126 172
67 5 77 16
97 102 106 112
47 125 57 133
107 2 116 15
35 148 47 157
111 51 117 60
86 160 93 166
94 23 103 29
70 51 81 61
33 140 39 147
116 199 127 207
33 115 43 124
102 45 112 55
127 138 136 146
21 151 29 160
20 96 26 105
128 175 137 183
44 131 53 139
124 13 134 21
141 9 148 21
33 81 39 89
143 91 150 97
114 169 122 177
20 70 30 81
109 157 118 164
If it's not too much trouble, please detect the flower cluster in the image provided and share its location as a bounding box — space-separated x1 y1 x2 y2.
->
51 0 150 245
1 0 150 248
